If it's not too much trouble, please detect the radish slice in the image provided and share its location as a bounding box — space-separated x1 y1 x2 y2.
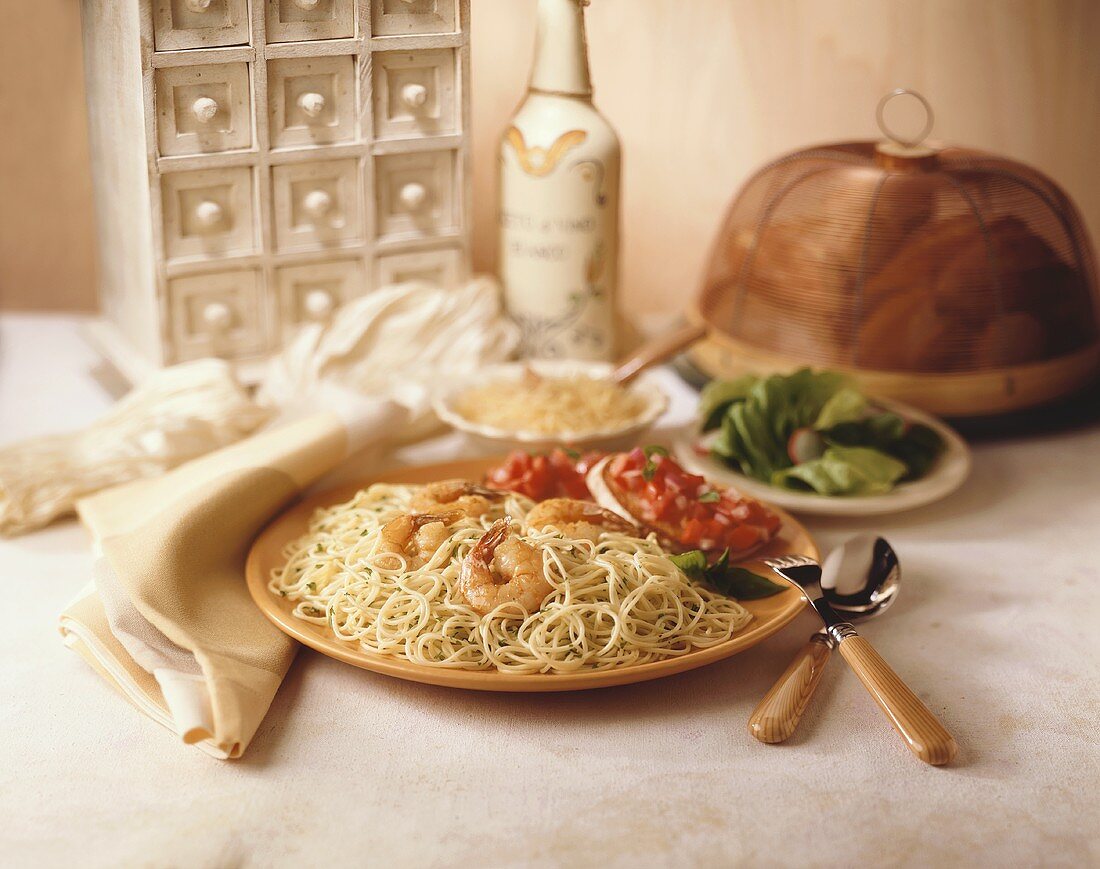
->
787 427 825 465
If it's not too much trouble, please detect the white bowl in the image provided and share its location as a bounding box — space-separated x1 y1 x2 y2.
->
433 360 669 452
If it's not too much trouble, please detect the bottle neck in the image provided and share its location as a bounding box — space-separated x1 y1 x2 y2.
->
528 0 592 98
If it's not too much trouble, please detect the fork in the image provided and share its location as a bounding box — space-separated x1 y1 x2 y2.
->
762 554 958 766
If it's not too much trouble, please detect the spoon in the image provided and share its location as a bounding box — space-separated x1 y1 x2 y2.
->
611 322 707 384
755 539 957 765
748 536 900 745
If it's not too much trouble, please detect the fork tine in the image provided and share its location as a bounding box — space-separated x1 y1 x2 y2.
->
764 555 819 570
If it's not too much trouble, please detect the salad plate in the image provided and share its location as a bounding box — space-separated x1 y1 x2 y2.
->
673 396 971 518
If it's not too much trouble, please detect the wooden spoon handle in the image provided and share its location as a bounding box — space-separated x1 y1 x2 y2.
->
837 634 958 765
611 322 707 384
748 633 831 744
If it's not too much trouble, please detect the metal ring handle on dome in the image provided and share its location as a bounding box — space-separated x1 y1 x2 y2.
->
876 89 934 149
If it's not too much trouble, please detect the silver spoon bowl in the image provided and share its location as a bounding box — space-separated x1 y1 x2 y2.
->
823 535 900 617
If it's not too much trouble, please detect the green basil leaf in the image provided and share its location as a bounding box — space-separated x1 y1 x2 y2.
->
710 567 786 600
642 444 669 480
670 548 784 599
669 550 708 578
698 490 721 503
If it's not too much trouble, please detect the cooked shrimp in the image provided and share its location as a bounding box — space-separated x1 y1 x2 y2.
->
410 479 505 518
457 517 552 616
525 498 638 544
377 511 461 569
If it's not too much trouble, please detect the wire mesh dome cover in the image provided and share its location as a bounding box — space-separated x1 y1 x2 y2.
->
693 92 1099 414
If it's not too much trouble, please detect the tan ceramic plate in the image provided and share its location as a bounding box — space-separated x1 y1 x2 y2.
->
246 457 818 692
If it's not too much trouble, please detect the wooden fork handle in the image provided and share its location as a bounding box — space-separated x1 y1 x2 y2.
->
837 634 959 766
611 322 707 384
748 634 831 744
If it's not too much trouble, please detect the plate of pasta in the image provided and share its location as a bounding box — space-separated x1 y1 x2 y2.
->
432 360 668 451
245 453 817 692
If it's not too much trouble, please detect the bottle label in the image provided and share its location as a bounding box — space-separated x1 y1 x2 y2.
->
500 125 617 361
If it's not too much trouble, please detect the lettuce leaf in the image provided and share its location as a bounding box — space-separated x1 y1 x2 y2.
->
704 369 944 495
885 423 944 480
813 387 868 429
771 446 908 495
699 375 757 432
709 369 853 480
824 414 943 481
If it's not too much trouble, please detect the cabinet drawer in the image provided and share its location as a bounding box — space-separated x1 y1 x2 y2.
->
155 63 252 157
372 49 458 141
373 150 458 241
276 259 364 338
153 0 250 51
268 56 356 150
167 270 268 362
375 246 463 288
272 159 362 252
161 167 258 260
370 0 457 36
266 0 355 42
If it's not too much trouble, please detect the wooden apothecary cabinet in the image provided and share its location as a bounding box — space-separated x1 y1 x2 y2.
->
81 0 471 382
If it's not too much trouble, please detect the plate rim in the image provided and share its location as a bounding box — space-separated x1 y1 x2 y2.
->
245 456 818 692
672 396 972 517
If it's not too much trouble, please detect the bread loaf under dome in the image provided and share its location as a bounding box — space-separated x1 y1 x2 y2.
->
688 118 1099 416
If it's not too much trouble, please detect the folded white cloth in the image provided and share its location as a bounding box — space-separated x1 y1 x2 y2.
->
60 401 408 758
259 277 519 441
0 359 269 536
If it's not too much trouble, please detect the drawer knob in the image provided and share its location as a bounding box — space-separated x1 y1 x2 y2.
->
293 0 321 9
401 83 429 109
304 289 336 319
202 301 233 332
191 96 220 124
193 200 224 229
302 189 334 219
185 0 214 11
399 182 428 211
297 91 326 119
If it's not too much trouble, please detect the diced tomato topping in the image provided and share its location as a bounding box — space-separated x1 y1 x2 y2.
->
483 448 601 501
606 449 780 554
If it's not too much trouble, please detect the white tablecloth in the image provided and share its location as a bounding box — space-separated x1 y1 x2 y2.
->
1 313 1098 868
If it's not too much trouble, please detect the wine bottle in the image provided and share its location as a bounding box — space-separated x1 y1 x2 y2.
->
498 0 621 361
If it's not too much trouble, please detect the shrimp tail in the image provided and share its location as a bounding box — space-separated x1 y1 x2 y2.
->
412 509 463 528
582 503 635 531
473 517 513 559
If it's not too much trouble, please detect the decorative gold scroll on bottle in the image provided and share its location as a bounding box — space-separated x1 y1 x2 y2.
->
499 0 621 361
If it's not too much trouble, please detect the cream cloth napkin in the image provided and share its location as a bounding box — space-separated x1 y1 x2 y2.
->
58 401 406 759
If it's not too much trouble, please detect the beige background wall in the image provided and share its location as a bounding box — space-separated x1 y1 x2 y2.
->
2 0 1098 328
